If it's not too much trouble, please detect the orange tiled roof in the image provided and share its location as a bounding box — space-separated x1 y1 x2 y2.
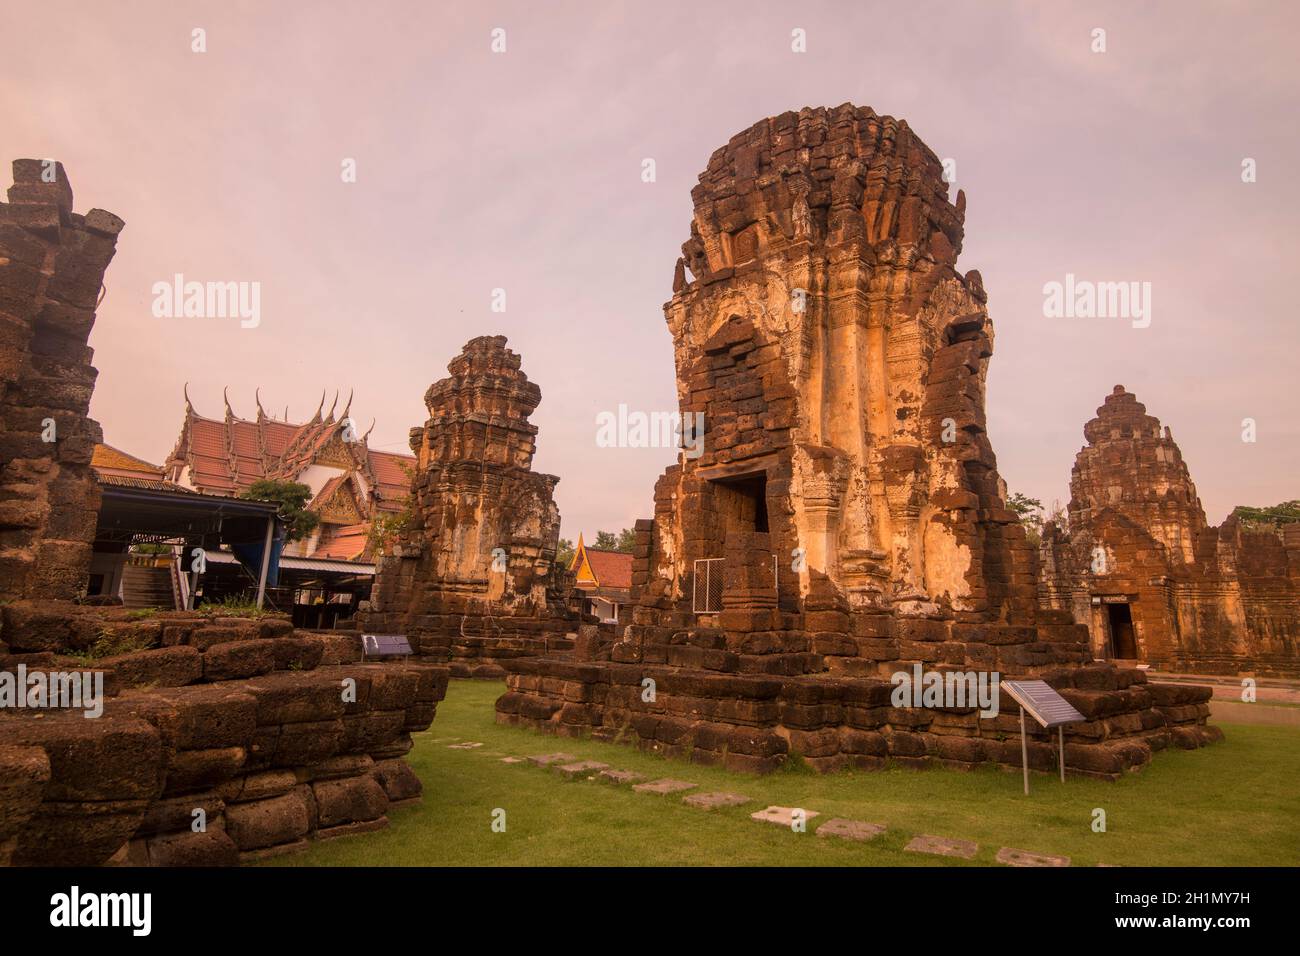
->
583 548 633 590
312 524 371 561
92 443 163 479
162 390 414 564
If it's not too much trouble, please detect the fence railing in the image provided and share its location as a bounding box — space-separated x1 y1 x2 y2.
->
691 554 778 614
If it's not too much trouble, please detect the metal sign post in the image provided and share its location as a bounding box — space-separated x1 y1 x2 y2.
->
1001 680 1086 796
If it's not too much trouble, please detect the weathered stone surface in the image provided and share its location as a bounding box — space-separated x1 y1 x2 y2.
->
145 828 239 867
554 760 609 779
311 775 387 828
996 846 1070 867
597 769 645 785
101 646 202 688
632 778 698 796
816 818 886 842
371 758 422 803
904 834 978 859
361 336 578 672
0 161 121 604
527 752 577 767
202 640 276 681
224 792 310 851
750 805 819 828
0 744 51 842
682 791 749 809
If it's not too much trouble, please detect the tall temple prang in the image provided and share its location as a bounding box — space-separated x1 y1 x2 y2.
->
1039 386 1300 676
497 106 1219 776
362 336 576 677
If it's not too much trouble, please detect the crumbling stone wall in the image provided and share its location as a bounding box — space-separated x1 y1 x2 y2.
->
0 605 447 865
0 160 123 601
364 336 575 677
497 106 1218 775
0 161 446 866
1040 386 1300 676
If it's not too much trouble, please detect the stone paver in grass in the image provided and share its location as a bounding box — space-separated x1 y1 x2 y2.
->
816 818 886 842
996 847 1071 867
447 742 483 750
597 769 645 786
554 760 610 780
499 756 525 764
526 753 578 767
632 778 698 796
750 806 819 829
904 834 978 859
682 791 750 810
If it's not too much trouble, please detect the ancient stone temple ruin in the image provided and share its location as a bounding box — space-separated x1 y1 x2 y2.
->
497 105 1219 776
0 161 447 867
362 336 576 677
0 160 122 603
1039 386 1300 677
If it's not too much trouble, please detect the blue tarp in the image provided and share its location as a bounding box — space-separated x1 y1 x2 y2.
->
231 524 285 587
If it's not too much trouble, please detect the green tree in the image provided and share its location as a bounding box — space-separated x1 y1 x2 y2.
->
556 537 576 568
593 528 636 553
367 501 411 558
240 479 319 542
1232 499 1300 527
1007 492 1044 545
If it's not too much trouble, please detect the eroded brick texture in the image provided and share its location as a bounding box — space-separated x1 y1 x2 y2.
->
0 605 449 866
0 160 123 601
363 336 576 677
1039 386 1300 676
496 106 1219 774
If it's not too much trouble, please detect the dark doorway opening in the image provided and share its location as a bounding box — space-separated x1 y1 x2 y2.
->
1107 602 1137 659
712 472 769 534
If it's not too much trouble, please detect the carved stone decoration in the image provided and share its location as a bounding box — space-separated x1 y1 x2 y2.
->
362 336 576 677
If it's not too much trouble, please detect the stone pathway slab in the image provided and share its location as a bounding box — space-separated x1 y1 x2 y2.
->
598 769 645 785
499 756 525 764
997 847 1070 867
904 834 978 859
816 818 886 842
750 806 819 828
527 753 577 767
683 791 749 810
632 778 698 796
555 760 610 779
447 741 483 750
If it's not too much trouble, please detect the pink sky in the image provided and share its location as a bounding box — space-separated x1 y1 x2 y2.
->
4 0 1297 537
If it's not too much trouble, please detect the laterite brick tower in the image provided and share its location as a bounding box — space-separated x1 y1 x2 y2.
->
363 336 575 677
498 106 1219 775
0 159 123 601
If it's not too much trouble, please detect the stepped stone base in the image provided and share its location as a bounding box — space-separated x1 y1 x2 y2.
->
365 615 575 678
495 614 1220 778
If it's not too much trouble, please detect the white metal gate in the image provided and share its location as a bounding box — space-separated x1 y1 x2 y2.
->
691 555 778 614
693 558 724 613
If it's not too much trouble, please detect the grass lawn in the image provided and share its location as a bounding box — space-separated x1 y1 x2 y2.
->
262 678 1300 867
